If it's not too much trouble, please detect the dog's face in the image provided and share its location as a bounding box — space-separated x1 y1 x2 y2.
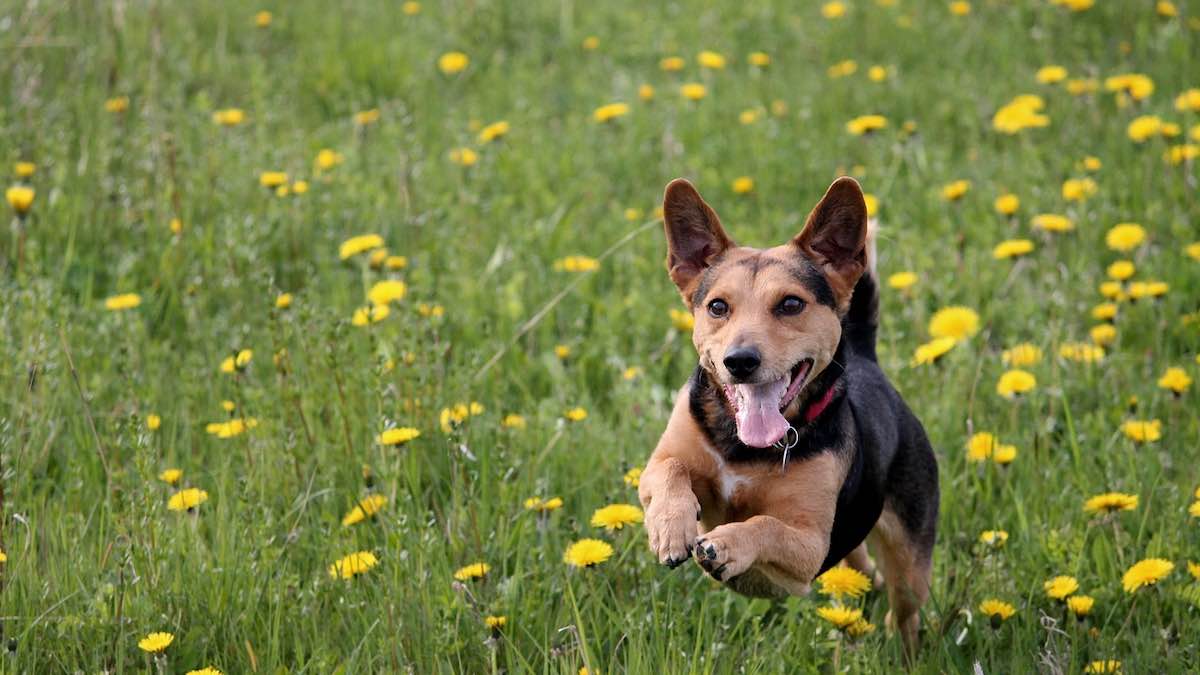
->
663 177 868 448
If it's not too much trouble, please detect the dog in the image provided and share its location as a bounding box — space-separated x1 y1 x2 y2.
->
638 176 939 650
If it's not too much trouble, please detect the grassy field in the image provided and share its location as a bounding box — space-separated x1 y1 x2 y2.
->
2 0 1200 672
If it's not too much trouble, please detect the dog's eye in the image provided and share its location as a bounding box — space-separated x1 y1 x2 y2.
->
777 296 806 316
707 299 729 318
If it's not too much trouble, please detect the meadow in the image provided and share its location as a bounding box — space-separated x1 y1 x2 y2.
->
2 0 1200 672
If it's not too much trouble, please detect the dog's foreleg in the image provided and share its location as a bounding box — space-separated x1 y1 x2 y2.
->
639 456 701 568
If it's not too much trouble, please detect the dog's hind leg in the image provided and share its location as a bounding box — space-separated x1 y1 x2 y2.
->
868 507 932 658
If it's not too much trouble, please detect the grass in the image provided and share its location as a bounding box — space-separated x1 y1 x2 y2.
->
2 0 1199 671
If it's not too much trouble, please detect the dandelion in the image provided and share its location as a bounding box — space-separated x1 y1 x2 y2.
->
104 293 142 311
484 615 507 631
219 349 253 373
478 120 510 144
1157 0 1178 17
1081 155 1102 171
351 304 390 326
438 51 469 75
564 539 613 568
386 255 408 270
167 488 209 512
1032 213 1073 232
748 52 771 67
697 50 726 69
553 255 600 272
1036 65 1068 84
564 407 588 422
867 65 887 82
501 414 526 429
669 308 695 331
367 280 407 306
581 36 599 50
887 271 917 291
996 369 1036 399
940 180 970 201
1122 558 1173 593
402 1 421 14
978 599 1015 626
1127 280 1168 300
1091 303 1117 321
1127 115 1163 142
731 176 754 194
816 606 863 629
993 95 1049 134
928 306 979 341
994 193 1020 215
590 504 644 530
138 632 174 653
1164 144 1200 165
979 530 1008 547
816 566 872 600
821 1 847 19
1067 78 1099 95
354 109 381 126
554 344 571 359
1059 342 1105 363
660 56 685 71
912 337 957 366
948 1 971 16
966 432 997 462
187 668 222 675
1105 73 1155 101
205 417 257 438
1084 661 1121 674
827 59 858 78
1188 242 1200 261
146 414 161 431
847 619 876 637
623 467 642 487
680 83 707 101
329 551 379 579
524 496 563 512
259 171 288 189
14 161 35 177
274 293 293 309
342 494 387 526
992 444 1017 465
846 114 888 136
622 366 642 380
992 239 1034 260
291 180 308 195
1120 419 1162 443
1002 343 1042 367
1083 492 1138 514
377 427 420 445
1062 177 1097 202
1089 324 1116 346
0 550 6 563
863 194 878 217
1067 595 1094 617
159 468 182 485
1156 367 1192 394
211 108 246 126
592 102 630 123
315 148 345 171
6 185 35 215
638 84 655 101
1105 223 1145 252
1043 575 1079 600
105 96 130 113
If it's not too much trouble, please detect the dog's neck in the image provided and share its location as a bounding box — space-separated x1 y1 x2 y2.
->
689 341 849 464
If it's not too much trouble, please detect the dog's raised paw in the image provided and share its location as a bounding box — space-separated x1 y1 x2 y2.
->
693 525 755 582
645 496 700 569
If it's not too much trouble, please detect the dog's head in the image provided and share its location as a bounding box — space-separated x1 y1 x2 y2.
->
663 177 869 448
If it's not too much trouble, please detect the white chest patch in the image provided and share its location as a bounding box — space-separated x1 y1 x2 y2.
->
699 439 749 502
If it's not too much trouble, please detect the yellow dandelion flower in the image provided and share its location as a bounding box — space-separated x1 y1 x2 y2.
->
1083 492 1138 514
1157 367 1192 394
159 468 182 485
669 308 695 331
377 427 421 445
342 494 388 527
1084 660 1121 673
992 444 1017 465
275 293 293 309
14 161 35 177
104 293 142 311
186 668 222 675
1067 78 1099 95
827 59 858 78
138 632 174 653
940 179 971 201
351 304 390 326
453 562 490 581
867 65 887 82
887 271 917 291
1067 595 1094 617
697 50 726 69
167 488 208 512
748 52 771 67
553 255 601 272
912 337 958 366
949 1 971 16
500 414 526 430
1128 114 1163 142
1002 343 1042 367
1105 223 1146 252
1122 558 1173 593
994 193 1020 215
438 51 469 75
1106 259 1132 282
478 120 510 144
590 504 644 531
367 280 407 306
211 108 246 126
821 2 847 18
1059 342 1105 363
816 566 872 599
484 615 507 630
731 176 754 194
966 432 997 462
581 36 599 50
680 83 708 101
816 605 863 628
979 530 1008 547
863 193 878 217
564 407 588 422
928 306 980 341
1120 419 1161 443
992 95 1049 134
339 234 385 260
660 56 685 71
1091 303 1118 321
1036 65 1068 84
846 114 888 136
1043 575 1079 600
104 96 130 113
1089 324 1116 346
1062 177 1097 202
997 369 1037 399
992 239 1034 260
638 84 655 101
1032 213 1073 232
258 171 287 189
623 467 642 487
593 102 630 123
978 599 1015 623
315 148 345 171
564 539 613 568
329 551 378 580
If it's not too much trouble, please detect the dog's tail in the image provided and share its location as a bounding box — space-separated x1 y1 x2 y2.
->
844 218 879 361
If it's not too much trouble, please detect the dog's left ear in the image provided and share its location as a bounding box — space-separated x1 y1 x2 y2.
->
793 177 868 308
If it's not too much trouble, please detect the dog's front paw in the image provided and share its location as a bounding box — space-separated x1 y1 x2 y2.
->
694 523 757 582
645 495 700 568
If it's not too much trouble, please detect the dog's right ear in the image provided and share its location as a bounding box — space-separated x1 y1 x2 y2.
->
663 179 734 302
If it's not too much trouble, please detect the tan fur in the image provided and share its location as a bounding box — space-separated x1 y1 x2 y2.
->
868 507 931 650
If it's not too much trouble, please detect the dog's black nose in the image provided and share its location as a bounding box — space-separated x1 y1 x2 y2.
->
723 347 761 380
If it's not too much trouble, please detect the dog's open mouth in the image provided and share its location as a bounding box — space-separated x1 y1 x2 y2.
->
721 359 813 448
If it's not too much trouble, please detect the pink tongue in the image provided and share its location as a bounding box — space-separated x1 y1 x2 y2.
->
734 378 790 448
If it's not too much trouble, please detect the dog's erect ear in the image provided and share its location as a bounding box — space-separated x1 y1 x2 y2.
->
793 177 868 307
663 179 735 301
